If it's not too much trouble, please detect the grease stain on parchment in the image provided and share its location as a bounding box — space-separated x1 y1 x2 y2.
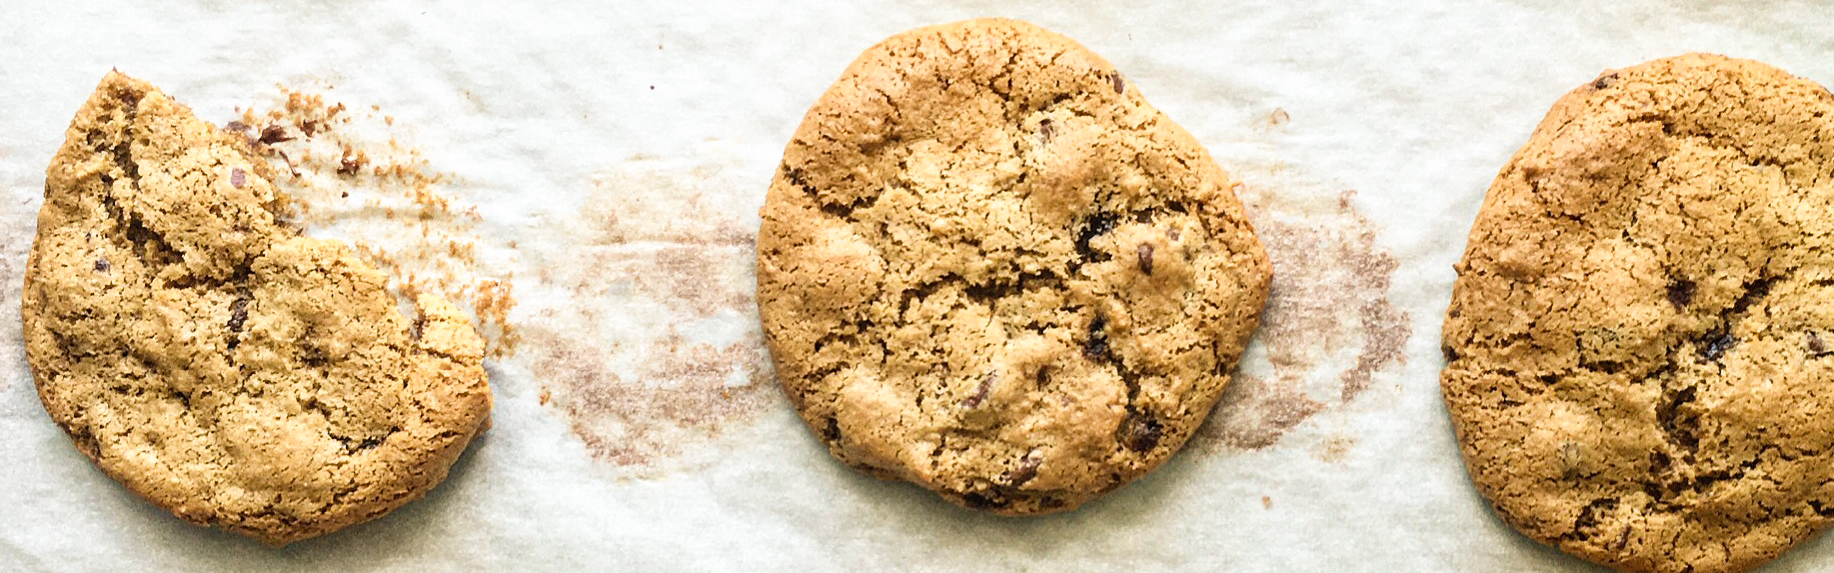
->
519 159 777 477
1191 181 1411 455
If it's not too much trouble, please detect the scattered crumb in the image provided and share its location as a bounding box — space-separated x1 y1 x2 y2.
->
1262 495 1273 510
239 85 518 358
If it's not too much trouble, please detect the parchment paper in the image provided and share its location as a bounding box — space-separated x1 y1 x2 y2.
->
3 1 1833 571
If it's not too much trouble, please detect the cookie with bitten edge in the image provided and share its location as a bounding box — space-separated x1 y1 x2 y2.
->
1442 54 1834 573
757 18 1271 514
23 71 492 546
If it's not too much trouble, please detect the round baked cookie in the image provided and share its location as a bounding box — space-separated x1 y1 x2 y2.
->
24 72 492 546
1443 54 1834 573
757 19 1271 514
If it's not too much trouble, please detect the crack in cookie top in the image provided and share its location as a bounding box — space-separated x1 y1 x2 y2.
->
757 19 1270 515
23 72 492 545
1443 54 1834 573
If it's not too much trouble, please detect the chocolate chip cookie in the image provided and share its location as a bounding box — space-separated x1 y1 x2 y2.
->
23 72 492 545
1443 54 1834 573
757 19 1271 514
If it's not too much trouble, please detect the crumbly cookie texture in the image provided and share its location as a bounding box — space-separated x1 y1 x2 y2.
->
1443 54 1834 573
757 19 1270 514
24 72 491 546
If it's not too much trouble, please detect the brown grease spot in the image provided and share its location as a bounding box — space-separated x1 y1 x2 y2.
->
1198 375 1324 449
1191 186 1411 453
526 323 774 470
523 159 777 474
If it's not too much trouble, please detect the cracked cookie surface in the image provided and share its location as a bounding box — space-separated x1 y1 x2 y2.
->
23 72 491 546
757 19 1270 514
1442 54 1834 573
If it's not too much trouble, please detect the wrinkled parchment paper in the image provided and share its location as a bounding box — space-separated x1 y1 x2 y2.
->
3 1 1833 570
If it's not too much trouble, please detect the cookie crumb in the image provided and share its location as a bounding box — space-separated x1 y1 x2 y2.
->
1137 243 1154 274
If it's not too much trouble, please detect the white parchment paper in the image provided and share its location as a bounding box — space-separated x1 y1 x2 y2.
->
3 1 1833 571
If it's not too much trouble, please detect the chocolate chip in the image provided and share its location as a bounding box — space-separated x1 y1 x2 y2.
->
1038 118 1056 143
1116 409 1162 452
1441 344 1458 362
258 125 293 145
1593 72 1619 90
230 167 246 189
301 120 321 137
1137 244 1154 275
1700 332 1737 362
1666 279 1695 310
226 298 250 351
1809 331 1828 355
1003 452 1042 486
1073 211 1118 264
1109 72 1125 94
338 152 363 176
94 258 110 272
1083 316 1111 363
962 372 996 408
227 299 249 333
224 121 249 133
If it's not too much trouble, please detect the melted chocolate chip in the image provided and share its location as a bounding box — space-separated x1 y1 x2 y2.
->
1074 212 1118 264
1116 409 1162 452
1810 331 1829 356
1137 244 1154 274
1666 279 1695 310
1593 72 1620 90
1700 332 1737 362
1038 118 1056 143
1083 316 1111 363
1004 453 1042 486
230 167 246 189
226 298 250 351
94 258 110 272
338 153 362 176
258 125 293 145
962 372 996 408
1109 71 1125 94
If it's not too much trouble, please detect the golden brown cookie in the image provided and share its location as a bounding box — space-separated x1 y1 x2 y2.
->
23 72 491 546
757 19 1271 514
1443 54 1834 573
